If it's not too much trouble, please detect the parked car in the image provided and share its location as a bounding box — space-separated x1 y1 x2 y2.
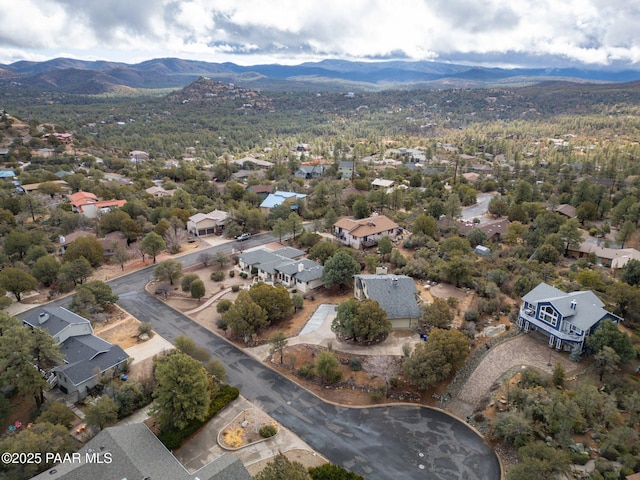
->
236 233 251 241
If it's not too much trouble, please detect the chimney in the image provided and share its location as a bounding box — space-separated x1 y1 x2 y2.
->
298 263 304 272
570 299 577 310
38 312 50 324
391 277 399 287
376 266 388 275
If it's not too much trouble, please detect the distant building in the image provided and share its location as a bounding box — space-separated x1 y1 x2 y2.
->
295 165 325 179
553 204 577 219
68 191 127 219
259 191 307 214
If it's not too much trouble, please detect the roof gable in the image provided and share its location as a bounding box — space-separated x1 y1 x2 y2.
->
522 282 615 331
334 214 399 238
23 306 91 338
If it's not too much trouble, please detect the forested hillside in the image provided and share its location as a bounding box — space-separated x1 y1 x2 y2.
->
1 76 640 480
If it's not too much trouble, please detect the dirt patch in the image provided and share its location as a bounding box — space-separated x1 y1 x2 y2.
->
268 343 428 406
93 306 144 350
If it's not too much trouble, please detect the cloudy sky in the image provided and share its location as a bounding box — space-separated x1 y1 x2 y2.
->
1 0 640 69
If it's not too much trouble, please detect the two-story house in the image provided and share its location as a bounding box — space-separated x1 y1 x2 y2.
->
333 214 401 249
69 191 127 219
518 282 622 353
187 209 228 237
23 307 129 401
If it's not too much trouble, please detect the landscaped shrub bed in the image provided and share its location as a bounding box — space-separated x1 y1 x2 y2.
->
159 385 240 450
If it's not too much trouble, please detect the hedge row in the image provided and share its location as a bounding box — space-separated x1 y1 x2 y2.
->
159 385 240 450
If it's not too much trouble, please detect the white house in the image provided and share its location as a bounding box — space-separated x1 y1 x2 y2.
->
187 209 228 236
333 214 401 249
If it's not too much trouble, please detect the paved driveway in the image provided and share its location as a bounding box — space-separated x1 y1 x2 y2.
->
448 334 580 418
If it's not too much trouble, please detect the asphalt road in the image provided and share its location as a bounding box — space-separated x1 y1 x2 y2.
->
19 235 501 480
461 192 498 224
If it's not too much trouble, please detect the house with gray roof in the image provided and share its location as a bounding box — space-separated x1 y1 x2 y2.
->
238 247 324 293
354 274 421 329
295 165 325 179
23 307 129 401
518 282 622 353
31 423 251 480
338 160 354 180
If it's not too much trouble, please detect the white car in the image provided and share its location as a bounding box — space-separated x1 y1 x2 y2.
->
236 233 251 241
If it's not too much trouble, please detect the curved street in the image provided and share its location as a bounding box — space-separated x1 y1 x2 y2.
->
18 236 501 480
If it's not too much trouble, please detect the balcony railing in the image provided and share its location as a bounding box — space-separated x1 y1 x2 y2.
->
519 308 584 342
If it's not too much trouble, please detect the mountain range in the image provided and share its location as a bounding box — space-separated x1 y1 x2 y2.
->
2 57 640 94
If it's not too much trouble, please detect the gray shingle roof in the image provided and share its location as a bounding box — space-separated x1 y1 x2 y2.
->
273 247 305 259
31 424 251 480
522 282 616 331
23 306 90 338
56 335 128 386
296 264 324 282
355 274 421 320
239 248 322 282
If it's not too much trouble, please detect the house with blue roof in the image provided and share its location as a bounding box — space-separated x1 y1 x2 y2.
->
518 282 622 353
0 169 15 179
23 306 129 401
259 191 307 214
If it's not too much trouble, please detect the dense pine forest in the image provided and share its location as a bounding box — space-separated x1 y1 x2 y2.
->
2 76 640 480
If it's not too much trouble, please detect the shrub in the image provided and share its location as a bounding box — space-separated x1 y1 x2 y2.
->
215 318 228 332
569 451 590 465
216 299 232 314
181 273 199 292
228 270 235 278
369 390 383 401
240 272 248 279
159 385 239 450
231 285 240 292
259 425 278 438
210 271 225 282
297 363 315 379
138 322 153 336
464 308 479 322
309 463 365 480
348 358 362 371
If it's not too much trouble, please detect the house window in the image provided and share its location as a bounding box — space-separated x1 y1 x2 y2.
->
569 324 583 336
539 306 558 327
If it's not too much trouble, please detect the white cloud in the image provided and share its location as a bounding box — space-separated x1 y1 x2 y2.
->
0 0 639 67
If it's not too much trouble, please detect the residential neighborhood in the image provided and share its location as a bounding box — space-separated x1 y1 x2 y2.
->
0 72 639 480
